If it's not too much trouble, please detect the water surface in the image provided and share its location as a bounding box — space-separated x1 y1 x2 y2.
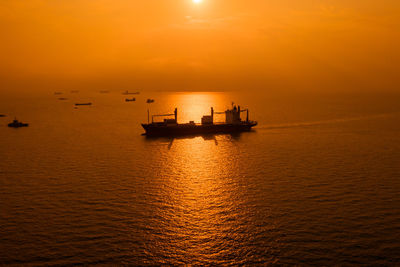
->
1 91 399 265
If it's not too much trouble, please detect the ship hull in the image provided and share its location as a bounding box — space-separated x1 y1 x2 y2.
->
142 122 257 136
8 123 28 128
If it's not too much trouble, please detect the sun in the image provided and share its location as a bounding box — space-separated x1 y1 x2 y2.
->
193 0 202 4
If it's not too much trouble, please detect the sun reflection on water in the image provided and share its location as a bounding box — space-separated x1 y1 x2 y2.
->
164 92 230 124
140 92 271 264
143 118 254 263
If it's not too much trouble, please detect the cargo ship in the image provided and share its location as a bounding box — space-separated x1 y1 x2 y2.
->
142 105 257 136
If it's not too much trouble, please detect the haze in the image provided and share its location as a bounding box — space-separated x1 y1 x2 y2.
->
1 0 399 93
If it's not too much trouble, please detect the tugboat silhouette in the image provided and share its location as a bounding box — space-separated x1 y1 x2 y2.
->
8 118 29 128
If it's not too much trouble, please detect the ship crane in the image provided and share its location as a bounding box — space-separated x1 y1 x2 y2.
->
149 108 177 123
213 106 250 123
240 108 250 122
213 111 225 124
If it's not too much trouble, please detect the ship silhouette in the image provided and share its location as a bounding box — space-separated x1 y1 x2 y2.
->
8 118 29 128
142 105 257 136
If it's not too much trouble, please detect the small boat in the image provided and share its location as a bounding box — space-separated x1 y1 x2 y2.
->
0 114 5 117
122 91 140 95
8 118 29 128
146 99 155 103
58 97 68 100
125 98 136 102
75 103 92 106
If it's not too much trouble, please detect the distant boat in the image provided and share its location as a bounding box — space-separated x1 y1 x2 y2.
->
122 91 140 95
125 98 136 102
146 99 155 103
58 97 68 100
75 103 92 106
8 118 29 128
0 114 5 117
54 92 63 95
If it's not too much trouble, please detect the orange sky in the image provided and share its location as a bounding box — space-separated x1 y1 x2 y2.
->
0 0 399 93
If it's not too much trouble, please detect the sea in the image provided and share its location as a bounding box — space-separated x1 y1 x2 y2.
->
0 90 399 265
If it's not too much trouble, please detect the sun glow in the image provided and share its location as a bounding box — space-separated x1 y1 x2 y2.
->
193 0 202 4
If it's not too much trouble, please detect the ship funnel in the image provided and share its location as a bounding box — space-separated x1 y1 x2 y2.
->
174 108 178 122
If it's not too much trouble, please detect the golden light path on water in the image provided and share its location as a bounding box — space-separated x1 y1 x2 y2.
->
163 92 234 124
141 92 271 264
144 139 249 264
